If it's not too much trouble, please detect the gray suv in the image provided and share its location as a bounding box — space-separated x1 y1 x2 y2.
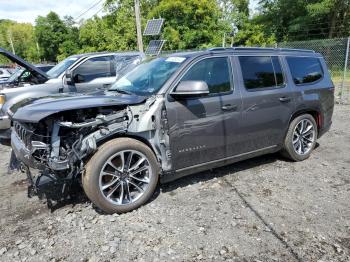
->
10 47 334 214
0 51 144 140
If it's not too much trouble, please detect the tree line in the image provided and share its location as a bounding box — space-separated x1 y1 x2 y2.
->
0 0 349 63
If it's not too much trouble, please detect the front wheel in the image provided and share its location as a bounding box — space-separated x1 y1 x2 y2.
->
83 138 160 214
282 114 318 161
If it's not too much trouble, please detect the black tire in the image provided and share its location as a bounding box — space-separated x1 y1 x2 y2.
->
281 114 318 161
83 137 160 214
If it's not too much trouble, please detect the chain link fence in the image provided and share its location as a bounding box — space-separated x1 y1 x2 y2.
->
277 37 350 103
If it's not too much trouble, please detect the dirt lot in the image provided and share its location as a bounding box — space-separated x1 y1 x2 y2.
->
0 105 349 262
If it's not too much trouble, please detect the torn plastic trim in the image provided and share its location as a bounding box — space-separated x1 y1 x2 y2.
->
49 119 129 171
127 95 172 172
79 121 128 155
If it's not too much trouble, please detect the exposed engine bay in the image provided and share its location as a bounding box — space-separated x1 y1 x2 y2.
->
11 96 171 206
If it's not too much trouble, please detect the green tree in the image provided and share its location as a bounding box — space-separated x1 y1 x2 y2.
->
218 0 249 27
79 16 112 52
307 0 350 38
256 0 350 41
35 12 69 62
80 0 159 53
234 22 276 46
149 0 225 50
9 22 40 62
0 19 39 63
57 16 81 61
79 0 136 52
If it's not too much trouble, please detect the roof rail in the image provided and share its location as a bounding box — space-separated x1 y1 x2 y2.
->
208 47 236 52
208 47 315 53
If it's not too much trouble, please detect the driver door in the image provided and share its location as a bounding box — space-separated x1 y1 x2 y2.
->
165 56 237 170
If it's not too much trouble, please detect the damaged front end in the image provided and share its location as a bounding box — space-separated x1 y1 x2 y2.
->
11 96 171 206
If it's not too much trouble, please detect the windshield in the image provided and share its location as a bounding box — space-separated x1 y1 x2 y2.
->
47 57 79 78
109 56 187 96
7 68 24 82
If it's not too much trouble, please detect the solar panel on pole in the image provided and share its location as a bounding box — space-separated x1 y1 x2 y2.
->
143 19 164 36
145 40 166 56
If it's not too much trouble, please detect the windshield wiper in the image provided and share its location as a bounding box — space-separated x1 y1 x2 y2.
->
111 88 133 95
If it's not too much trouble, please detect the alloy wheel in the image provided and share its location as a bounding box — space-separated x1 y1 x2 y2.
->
292 119 316 155
99 150 151 205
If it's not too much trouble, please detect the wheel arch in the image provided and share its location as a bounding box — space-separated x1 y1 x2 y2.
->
95 132 161 164
289 108 322 131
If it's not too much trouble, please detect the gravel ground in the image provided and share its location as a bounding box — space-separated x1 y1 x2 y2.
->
0 104 349 262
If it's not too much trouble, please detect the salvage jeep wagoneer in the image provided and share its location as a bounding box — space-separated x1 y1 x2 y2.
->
11 47 334 213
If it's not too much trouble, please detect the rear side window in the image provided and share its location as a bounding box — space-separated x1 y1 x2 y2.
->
286 57 323 84
181 57 232 94
239 56 284 90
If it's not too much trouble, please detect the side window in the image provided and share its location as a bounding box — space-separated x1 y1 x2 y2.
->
20 71 31 82
115 55 141 79
286 57 323 84
73 56 115 83
239 56 284 90
180 57 232 94
0 70 3 75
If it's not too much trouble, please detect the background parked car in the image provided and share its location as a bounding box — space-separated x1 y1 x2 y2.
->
0 67 14 81
0 48 49 89
35 64 55 72
0 64 55 90
0 50 145 141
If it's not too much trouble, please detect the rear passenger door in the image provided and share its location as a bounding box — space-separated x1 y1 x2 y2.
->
73 55 116 92
235 55 295 153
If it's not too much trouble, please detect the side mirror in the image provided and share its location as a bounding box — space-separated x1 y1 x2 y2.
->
65 69 74 85
171 81 210 98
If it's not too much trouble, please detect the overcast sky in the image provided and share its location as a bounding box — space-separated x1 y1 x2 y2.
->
0 0 106 24
0 0 259 24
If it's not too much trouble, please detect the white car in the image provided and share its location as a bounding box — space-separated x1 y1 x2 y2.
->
0 68 13 81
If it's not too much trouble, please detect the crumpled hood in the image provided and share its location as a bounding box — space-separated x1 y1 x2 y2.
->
12 91 147 123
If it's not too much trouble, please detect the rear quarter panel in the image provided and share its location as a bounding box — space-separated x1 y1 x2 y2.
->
283 56 334 133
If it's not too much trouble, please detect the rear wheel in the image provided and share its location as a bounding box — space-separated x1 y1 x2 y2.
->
83 138 159 214
282 114 318 161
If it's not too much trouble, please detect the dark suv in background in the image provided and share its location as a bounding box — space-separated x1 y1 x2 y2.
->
11 47 334 214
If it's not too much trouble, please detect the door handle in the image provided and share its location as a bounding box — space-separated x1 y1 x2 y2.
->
279 96 291 103
221 104 238 111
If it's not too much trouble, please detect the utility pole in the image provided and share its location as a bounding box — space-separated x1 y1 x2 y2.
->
8 30 15 55
134 0 144 52
36 42 40 61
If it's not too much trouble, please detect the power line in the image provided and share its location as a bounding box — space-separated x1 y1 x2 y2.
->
74 0 104 21
87 6 105 19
